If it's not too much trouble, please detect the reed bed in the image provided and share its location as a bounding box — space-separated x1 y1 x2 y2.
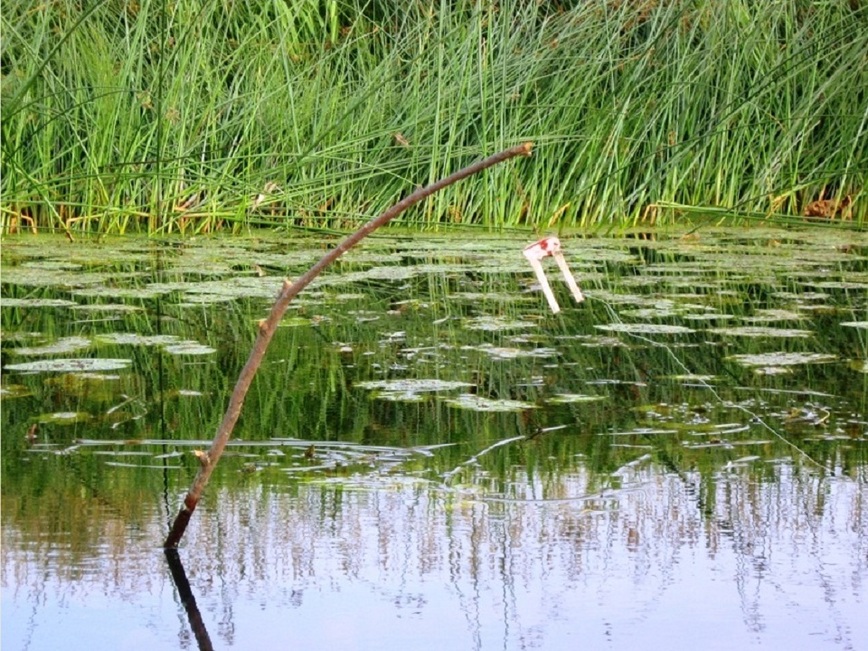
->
2 0 866 234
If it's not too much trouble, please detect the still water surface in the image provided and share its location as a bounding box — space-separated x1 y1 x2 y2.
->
1 230 866 650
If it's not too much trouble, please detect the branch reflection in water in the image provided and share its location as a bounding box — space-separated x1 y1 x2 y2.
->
164 550 214 651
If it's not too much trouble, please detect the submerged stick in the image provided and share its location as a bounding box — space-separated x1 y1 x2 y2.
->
164 142 534 548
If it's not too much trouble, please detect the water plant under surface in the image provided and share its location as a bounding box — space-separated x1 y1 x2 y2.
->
2 0 866 234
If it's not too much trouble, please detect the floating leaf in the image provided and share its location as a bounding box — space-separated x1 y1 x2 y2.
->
72 286 164 300
451 292 530 303
1 298 78 308
465 316 536 331
44 373 121 400
279 317 311 327
547 394 607 404
104 462 183 469
355 379 473 404
163 342 216 356
177 294 238 305
744 309 805 323
814 281 868 290
752 366 793 376
462 344 558 360
0 384 32 399
727 352 837 367
356 379 472 392
709 326 812 338
620 306 678 318
71 303 144 313
10 336 92 356
683 313 736 322
3 358 132 373
95 333 180 346
36 411 92 424
595 323 695 334
667 374 717 382
607 428 677 436
444 394 536 412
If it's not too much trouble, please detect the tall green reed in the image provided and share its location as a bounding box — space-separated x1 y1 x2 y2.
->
1 0 865 233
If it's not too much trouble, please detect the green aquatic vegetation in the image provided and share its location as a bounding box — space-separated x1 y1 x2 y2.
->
1 231 865 485
2 1 866 233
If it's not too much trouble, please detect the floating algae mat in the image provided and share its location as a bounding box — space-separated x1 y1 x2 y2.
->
1 229 867 650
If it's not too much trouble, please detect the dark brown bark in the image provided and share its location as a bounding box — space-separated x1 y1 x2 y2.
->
163 142 534 549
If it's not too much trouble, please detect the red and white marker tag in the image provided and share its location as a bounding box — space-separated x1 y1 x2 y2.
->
522 236 584 314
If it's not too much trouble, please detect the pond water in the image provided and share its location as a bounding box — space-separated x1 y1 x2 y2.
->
1 229 866 650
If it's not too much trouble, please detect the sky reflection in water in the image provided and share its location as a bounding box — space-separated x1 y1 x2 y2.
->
1 230 867 650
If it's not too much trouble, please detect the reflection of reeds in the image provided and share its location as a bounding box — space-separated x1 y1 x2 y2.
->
3 462 864 647
2 1 866 232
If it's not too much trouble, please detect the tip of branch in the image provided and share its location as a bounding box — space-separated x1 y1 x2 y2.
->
520 142 534 156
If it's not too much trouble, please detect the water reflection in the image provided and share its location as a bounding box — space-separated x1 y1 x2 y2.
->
2 230 867 649
2 459 865 649
164 550 213 651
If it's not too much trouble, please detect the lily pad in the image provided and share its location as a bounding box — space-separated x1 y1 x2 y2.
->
71 303 144 313
752 366 794 376
594 323 695 335
36 411 92 424
683 313 735 322
465 316 536 332
709 327 812 338
727 352 837 367
355 379 473 393
72 287 165 300
95 333 180 346
462 344 558 360
163 342 217 356
452 292 529 303
744 309 805 323
279 316 312 327
177 294 239 305
1 298 78 308
444 394 536 412
3 358 132 373
546 394 606 404
10 336 92 355
0 384 32 399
